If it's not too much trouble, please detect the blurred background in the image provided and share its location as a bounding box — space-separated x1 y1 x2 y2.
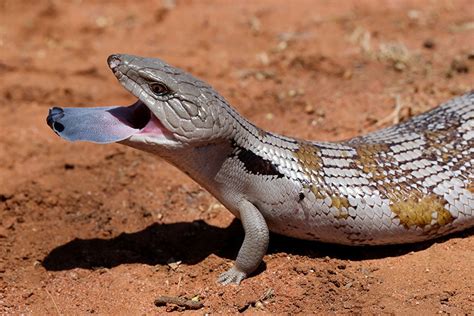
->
0 0 473 314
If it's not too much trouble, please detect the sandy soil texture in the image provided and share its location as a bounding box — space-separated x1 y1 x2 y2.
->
1 0 473 314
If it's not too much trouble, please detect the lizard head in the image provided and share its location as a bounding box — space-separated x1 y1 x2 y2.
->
108 54 234 148
47 54 234 151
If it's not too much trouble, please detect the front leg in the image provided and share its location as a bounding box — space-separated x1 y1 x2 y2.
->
218 200 270 285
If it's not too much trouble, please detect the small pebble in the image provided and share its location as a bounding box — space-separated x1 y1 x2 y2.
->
423 39 435 49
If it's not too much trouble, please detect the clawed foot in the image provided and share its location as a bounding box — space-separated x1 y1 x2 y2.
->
217 266 247 285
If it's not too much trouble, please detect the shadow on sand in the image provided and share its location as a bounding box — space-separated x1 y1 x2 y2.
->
43 218 474 272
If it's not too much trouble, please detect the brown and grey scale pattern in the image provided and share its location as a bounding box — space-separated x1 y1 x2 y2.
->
233 93 474 245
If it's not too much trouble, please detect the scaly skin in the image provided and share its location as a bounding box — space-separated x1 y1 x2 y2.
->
47 54 474 285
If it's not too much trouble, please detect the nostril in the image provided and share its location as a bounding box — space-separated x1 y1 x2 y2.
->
107 54 121 71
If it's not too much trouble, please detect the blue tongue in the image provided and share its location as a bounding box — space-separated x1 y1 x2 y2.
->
46 102 150 144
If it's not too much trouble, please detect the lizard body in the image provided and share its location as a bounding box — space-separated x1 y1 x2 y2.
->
47 54 474 284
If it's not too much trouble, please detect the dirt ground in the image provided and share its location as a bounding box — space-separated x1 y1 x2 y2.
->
1 0 473 314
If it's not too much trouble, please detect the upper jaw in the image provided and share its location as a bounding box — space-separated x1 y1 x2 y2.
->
107 55 154 105
106 55 184 148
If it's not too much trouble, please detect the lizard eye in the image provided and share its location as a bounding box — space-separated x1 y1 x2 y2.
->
149 82 170 96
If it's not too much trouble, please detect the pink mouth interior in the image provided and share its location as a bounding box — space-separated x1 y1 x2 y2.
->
112 100 173 138
109 100 172 138
139 114 168 136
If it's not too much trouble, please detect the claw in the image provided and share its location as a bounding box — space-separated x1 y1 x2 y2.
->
217 266 247 285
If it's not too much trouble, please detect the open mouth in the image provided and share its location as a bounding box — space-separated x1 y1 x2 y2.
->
46 100 171 144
